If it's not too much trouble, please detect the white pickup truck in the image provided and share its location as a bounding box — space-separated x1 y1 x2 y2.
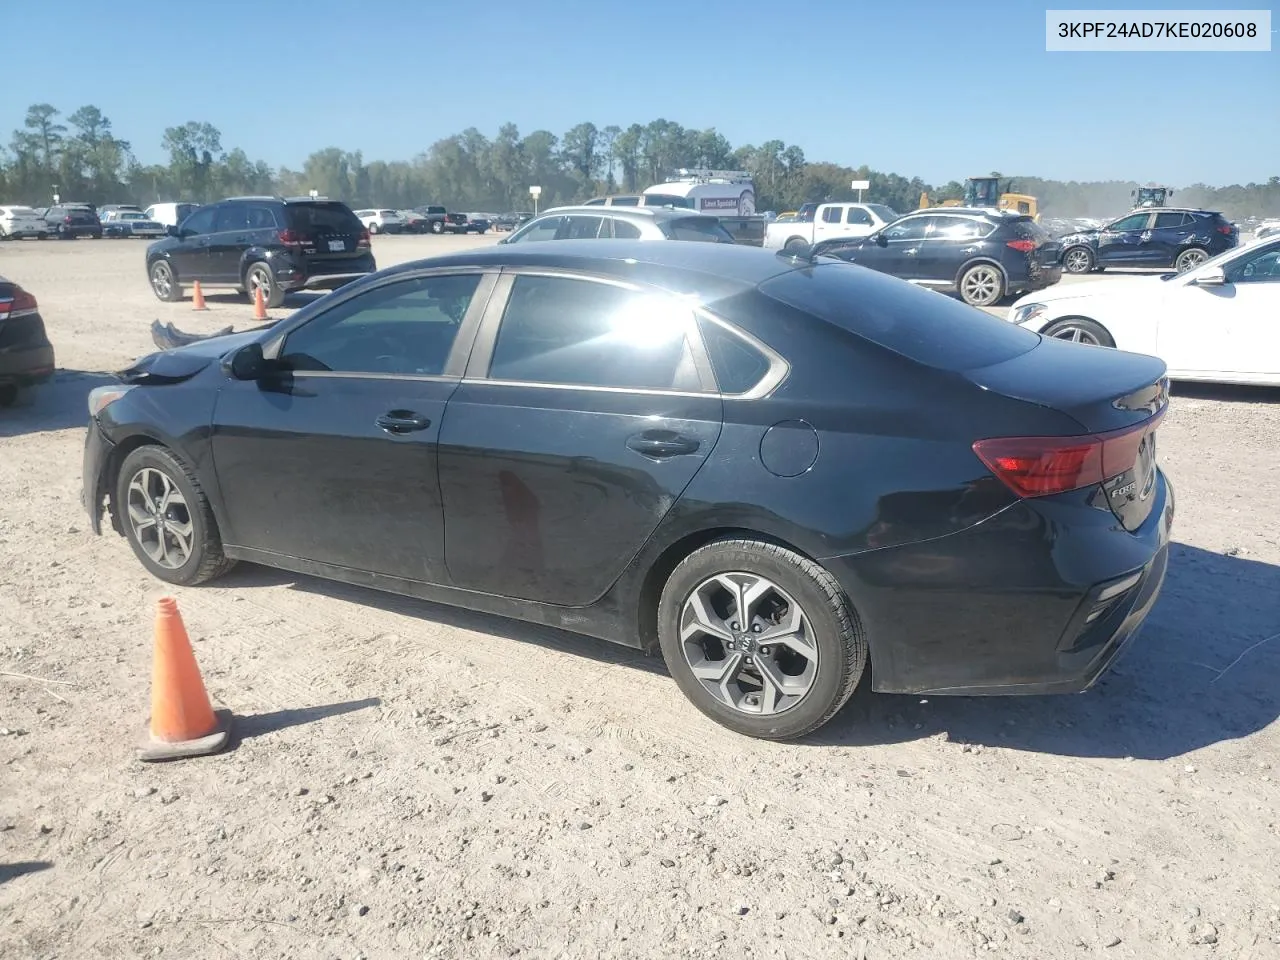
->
763 202 901 252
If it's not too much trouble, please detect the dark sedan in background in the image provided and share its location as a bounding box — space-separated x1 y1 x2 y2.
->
812 207 1062 306
0 277 55 406
1058 208 1238 274
82 242 1171 740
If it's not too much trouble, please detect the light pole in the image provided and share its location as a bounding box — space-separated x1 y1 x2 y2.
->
309 188 319 199
52 184 60 205
529 185 542 216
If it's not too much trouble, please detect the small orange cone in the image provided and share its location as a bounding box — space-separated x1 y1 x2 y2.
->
191 280 208 311
252 285 268 321
138 597 231 762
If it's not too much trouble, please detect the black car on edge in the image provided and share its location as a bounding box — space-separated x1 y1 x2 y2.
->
0 277 55 406
83 241 1172 740
145 197 376 308
811 207 1063 307
1058 208 1238 275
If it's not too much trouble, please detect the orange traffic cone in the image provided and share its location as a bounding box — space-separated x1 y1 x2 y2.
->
138 597 231 761
252 285 268 321
191 280 208 311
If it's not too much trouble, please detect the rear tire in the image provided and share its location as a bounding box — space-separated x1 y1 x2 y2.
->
783 237 807 253
245 263 285 308
1062 246 1095 274
1175 247 1209 273
369 222 380 235
657 538 867 741
958 263 1005 306
115 445 236 586
1042 316 1115 348
430 220 444 234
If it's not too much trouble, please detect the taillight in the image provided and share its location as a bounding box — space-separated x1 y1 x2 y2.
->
973 410 1164 498
64 216 73 224
1006 239 1036 252
358 227 371 248
278 228 306 246
1215 224 1233 235
0 287 38 320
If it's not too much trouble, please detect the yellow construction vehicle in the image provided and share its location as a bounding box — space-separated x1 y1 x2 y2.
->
920 176 1039 219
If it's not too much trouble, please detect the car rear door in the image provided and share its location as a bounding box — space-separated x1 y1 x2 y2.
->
915 214 986 283
1096 212 1152 265
1142 211 1194 264
437 270 723 605
210 270 496 580
811 205 845 245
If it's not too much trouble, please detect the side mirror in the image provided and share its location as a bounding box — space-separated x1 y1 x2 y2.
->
225 342 274 380
1193 266 1226 286
875 234 888 247
165 224 180 238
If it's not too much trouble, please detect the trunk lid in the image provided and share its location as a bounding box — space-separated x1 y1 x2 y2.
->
968 336 1169 531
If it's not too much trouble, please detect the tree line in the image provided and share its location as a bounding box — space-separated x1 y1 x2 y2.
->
4 102 1279 220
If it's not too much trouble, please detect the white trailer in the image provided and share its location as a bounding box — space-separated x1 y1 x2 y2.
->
641 170 757 217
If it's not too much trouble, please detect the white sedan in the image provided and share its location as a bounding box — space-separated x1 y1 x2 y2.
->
1008 235 1280 387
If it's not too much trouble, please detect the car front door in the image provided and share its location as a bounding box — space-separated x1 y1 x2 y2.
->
1155 243 1280 377
1096 212 1152 265
167 205 218 280
437 271 723 605
209 270 496 580
845 215 932 279
208 204 251 282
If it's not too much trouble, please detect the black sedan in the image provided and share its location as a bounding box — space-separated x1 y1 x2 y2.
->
81 241 1172 740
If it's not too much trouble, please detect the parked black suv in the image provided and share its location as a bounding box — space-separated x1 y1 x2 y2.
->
44 205 103 240
145 197 375 307
811 208 1062 307
1057 208 1238 274
0 277 55 407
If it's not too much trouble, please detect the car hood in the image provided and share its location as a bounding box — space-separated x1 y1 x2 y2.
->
119 329 266 384
1013 274 1168 306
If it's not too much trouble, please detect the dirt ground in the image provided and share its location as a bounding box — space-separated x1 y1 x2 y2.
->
1 235 1277 960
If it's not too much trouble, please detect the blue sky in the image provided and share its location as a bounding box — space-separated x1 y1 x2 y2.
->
5 0 1277 186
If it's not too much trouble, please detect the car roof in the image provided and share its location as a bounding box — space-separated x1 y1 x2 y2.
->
541 205 721 222
379 239 803 299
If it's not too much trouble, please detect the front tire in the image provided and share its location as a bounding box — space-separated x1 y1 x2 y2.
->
430 220 444 234
657 539 867 740
115 446 236 586
1042 316 1115 347
149 260 181 302
958 263 1005 306
1062 246 1095 274
368 222 380 235
1175 247 1209 273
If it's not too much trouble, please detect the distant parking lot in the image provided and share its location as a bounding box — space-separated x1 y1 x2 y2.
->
1 234 1277 959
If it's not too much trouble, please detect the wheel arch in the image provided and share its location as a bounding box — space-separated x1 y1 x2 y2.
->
99 433 167 536
633 527 874 688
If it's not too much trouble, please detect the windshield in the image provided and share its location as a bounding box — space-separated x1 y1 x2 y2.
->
121 213 145 220
867 204 900 222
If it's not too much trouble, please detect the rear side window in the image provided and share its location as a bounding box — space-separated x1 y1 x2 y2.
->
288 202 362 234
489 276 702 391
1154 212 1190 228
1009 218 1048 242
665 218 735 243
608 218 642 239
822 207 842 224
758 263 1041 372
698 317 771 394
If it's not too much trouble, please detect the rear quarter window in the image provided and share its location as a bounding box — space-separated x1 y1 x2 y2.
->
757 263 1041 372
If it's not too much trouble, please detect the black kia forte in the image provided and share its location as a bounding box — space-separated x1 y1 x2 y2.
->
81 241 1173 740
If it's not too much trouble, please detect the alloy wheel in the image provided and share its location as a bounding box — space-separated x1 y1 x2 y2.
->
126 467 194 570
1049 324 1103 346
1176 249 1208 272
1063 249 1092 273
679 572 819 716
961 266 1002 305
150 262 173 299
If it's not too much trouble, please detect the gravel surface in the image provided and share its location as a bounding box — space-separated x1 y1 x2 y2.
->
1 236 1277 959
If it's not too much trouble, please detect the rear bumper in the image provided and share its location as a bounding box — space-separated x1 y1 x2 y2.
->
826 469 1174 696
0 342 55 386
